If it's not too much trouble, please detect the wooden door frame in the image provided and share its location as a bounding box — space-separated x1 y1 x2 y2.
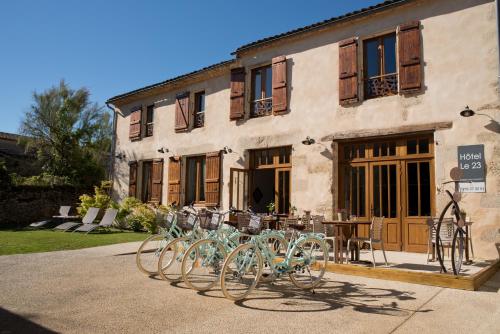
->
369 160 402 251
275 167 291 214
229 168 249 210
401 158 436 253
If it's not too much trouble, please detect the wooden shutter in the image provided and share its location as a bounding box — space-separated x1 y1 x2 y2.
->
205 151 222 206
399 21 422 92
151 159 163 204
129 108 142 140
175 92 190 132
230 67 245 120
167 156 181 206
338 37 359 105
128 162 137 198
272 56 288 114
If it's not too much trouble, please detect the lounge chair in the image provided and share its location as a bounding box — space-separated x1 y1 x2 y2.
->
72 208 118 234
29 206 73 228
53 207 100 232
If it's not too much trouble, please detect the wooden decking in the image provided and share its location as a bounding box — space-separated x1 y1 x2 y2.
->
321 258 499 291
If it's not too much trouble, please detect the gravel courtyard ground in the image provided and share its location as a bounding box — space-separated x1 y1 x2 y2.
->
0 242 498 334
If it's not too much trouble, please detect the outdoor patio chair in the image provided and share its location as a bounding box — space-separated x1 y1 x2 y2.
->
29 206 72 228
301 213 313 233
347 216 388 267
53 207 100 232
426 218 454 263
72 208 118 234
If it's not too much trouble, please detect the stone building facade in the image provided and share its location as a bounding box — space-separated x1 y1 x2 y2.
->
107 0 500 259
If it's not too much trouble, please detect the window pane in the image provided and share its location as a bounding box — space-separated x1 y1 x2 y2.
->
146 105 154 123
407 163 419 216
419 138 429 154
407 140 417 154
389 142 396 156
198 93 205 113
199 158 206 201
265 66 272 98
383 34 396 74
420 162 431 216
373 143 380 157
352 168 358 216
381 142 388 156
358 144 366 158
186 158 197 204
381 165 389 218
389 164 397 218
253 70 262 100
359 167 365 217
373 166 380 217
365 39 380 78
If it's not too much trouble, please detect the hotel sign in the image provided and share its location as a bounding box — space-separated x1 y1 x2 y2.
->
457 144 485 192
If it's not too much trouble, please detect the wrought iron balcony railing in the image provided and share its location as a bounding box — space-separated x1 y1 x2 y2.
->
250 97 272 118
146 123 154 137
364 73 398 99
194 112 204 128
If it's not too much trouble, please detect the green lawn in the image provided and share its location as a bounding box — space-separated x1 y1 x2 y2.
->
0 230 147 255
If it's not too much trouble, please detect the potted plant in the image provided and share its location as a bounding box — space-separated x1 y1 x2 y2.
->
289 204 297 217
266 202 275 215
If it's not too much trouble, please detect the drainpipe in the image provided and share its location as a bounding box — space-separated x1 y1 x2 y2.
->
106 102 117 195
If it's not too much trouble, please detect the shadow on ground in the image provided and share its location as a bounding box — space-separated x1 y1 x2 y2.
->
0 307 57 334
196 278 431 316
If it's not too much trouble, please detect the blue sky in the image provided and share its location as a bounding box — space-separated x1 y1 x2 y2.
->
0 0 382 133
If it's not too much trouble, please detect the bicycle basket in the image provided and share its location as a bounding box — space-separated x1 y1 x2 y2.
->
177 212 197 231
208 213 222 231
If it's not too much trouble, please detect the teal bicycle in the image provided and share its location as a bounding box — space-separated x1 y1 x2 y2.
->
220 214 328 301
181 210 288 292
157 206 203 282
136 208 185 275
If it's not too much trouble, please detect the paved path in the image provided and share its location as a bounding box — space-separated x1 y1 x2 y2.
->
0 242 498 334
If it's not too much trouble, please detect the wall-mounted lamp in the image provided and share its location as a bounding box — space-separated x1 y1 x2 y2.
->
157 147 169 154
115 152 126 160
223 146 233 154
301 136 316 146
460 106 475 117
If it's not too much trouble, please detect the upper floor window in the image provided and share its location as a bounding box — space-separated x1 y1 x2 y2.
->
186 155 206 204
145 105 154 137
363 33 397 99
250 65 272 118
193 91 205 128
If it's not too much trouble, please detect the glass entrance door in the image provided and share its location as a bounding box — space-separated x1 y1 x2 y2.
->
370 161 401 251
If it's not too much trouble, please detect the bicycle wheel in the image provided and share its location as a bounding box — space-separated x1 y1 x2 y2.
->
451 228 465 275
182 239 226 291
136 234 169 275
260 234 288 282
220 243 263 301
289 236 328 289
158 237 190 282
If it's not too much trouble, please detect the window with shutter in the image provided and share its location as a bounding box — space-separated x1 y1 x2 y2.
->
398 21 422 92
151 159 163 204
339 37 359 105
205 151 221 206
145 105 154 137
230 67 245 120
175 92 190 132
363 33 397 99
129 108 142 140
250 65 272 118
272 55 287 114
168 156 181 206
129 162 138 198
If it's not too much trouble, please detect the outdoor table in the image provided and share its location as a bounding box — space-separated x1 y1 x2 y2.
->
322 220 371 264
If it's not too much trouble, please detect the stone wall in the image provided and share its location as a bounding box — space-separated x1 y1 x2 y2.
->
0 186 86 229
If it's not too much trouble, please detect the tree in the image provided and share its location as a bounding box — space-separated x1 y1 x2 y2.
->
19 80 112 187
